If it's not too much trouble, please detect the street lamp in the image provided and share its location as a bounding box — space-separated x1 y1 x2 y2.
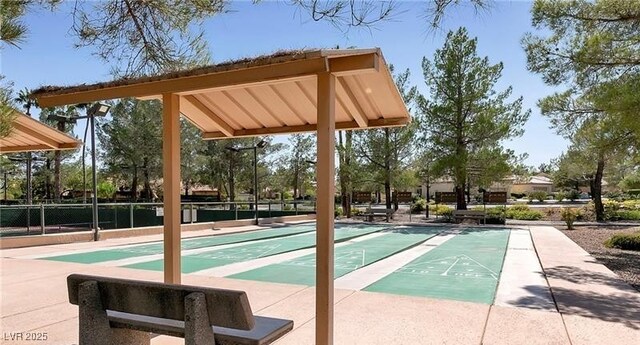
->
48 103 110 240
225 139 267 225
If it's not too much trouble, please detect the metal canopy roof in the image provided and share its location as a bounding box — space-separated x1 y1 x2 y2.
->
0 110 81 153
32 48 410 138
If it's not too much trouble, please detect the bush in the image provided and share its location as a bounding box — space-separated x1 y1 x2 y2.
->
351 207 362 216
430 204 453 215
505 208 543 220
566 189 581 201
282 191 293 200
554 192 566 202
614 210 640 221
438 208 454 221
510 203 530 212
411 198 427 213
473 206 506 224
604 232 640 251
529 191 548 202
334 206 343 218
282 204 293 211
560 207 580 230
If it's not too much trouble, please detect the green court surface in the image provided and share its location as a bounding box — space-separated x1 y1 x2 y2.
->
229 226 442 285
124 224 388 273
45 224 317 264
364 228 511 304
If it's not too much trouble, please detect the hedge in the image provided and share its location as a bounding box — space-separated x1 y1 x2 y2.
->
604 233 640 251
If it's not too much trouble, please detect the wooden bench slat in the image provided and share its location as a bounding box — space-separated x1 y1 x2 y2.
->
68 274 254 330
108 311 293 345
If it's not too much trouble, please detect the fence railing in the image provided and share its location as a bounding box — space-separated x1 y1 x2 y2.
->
0 200 316 238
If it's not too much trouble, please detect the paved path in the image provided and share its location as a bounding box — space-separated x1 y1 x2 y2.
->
1 223 639 344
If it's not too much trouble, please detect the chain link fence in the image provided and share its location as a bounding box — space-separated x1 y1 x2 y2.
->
0 200 315 238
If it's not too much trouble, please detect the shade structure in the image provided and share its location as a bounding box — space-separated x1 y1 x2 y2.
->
34 49 409 138
0 110 81 153
31 48 410 345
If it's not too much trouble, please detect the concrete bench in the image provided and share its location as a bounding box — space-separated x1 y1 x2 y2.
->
67 274 293 345
452 210 486 224
363 208 395 222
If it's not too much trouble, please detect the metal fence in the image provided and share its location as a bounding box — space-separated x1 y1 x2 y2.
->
0 200 315 238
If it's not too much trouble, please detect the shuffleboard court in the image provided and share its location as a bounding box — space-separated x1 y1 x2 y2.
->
364 228 511 304
44 223 317 264
124 224 388 273
229 226 443 285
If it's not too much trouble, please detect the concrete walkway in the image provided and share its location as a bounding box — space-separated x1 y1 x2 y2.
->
1 224 639 344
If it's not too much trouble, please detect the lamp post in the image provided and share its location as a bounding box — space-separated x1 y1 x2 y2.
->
225 139 267 225
49 103 110 240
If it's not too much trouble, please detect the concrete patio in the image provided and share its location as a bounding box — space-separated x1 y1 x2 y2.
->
1 224 639 345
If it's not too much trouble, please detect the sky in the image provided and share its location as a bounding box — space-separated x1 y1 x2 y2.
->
2 0 567 168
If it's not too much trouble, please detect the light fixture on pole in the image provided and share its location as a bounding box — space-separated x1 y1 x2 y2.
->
86 103 110 240
49 103 110 240
225 139 267 225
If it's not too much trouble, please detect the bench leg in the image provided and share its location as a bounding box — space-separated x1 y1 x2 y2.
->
78 281 150 345
185 292 215 345
78 281 111 345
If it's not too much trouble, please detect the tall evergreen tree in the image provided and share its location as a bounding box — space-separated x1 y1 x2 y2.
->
416 27 530 210
97 99 162 201
354 66 418 209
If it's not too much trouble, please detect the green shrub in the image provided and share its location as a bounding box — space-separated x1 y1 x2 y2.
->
239 204 249 210
411 198 427 213
476 206 506 224
566 189 581 201
604 232 640 251
351 207 362 216
282 191 293 200
615 210 640 220
438 208 454 221
554 192 566 202
334 206 343 218
505 209 543 220
622 200 640 210
283 204 293 211
430 204 452 215
509 203 530 212
529 191 548 202
560 207 580 230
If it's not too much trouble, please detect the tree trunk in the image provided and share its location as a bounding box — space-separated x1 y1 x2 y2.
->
131 166 138 203
593 158 605 222
45 158 52 200
345 131 352 217
384 128 392 209
338 131 348 217
142 158 151 201
54 122 65 203
54 151 61 202
293 164 299 199
456 184 467 210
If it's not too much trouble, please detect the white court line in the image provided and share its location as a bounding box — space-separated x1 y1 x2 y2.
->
493 229 556 310
97 232 312 267
334 230 458 290
18 225 317 259
192 231 389 277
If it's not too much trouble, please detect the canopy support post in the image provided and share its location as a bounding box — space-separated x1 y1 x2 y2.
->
162 93 181 284
315 71 335 345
